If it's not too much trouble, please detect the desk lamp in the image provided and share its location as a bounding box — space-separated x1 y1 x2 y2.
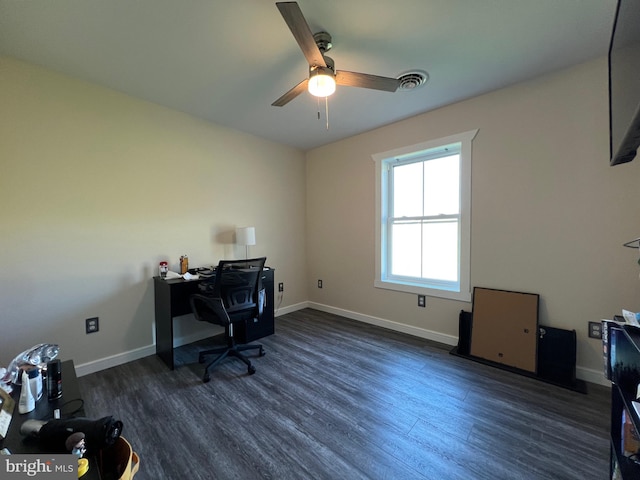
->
236 226 256 260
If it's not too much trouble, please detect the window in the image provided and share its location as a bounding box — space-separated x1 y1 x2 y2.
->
373 130 478 301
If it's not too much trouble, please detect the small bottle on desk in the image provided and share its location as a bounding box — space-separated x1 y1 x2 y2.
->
46 359 63 401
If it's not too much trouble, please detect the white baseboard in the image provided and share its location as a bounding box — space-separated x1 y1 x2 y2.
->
76 301 611 389
307 302 458 346
275 301 309 317
576 366 609 387
75 345 156 377
76 302 311 377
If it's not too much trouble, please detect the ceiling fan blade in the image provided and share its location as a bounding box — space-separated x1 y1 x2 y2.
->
272 78 309 107
276 2 326 68
336 71 401 92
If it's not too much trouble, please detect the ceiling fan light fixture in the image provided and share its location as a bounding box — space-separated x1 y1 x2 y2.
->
308 66 336 97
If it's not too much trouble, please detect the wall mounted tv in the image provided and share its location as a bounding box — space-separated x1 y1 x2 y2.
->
609 0 640 165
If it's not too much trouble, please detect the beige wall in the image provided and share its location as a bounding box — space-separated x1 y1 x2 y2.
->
0 56 308 369
306 57 640 381
2 53 639 383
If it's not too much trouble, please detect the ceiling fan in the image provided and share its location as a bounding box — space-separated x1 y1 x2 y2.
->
272 1 401 107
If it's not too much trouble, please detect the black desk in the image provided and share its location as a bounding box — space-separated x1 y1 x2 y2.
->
1 360 101 479
153 268 275 370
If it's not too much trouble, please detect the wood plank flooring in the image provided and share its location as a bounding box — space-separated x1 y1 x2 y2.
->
78 309 611 480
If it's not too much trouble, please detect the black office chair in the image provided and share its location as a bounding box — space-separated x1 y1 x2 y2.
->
189 257 267 383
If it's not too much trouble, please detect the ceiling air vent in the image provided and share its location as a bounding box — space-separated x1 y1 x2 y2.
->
397 70 429 91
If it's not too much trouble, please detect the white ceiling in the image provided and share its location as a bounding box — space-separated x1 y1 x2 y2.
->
0 0 617 151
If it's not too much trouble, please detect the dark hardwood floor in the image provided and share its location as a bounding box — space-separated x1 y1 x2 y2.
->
78 309 611 480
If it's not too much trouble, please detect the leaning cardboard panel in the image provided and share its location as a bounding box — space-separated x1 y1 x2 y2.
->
470 287 539 373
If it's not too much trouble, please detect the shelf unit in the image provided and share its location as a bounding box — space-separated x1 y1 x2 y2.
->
610 324 640 479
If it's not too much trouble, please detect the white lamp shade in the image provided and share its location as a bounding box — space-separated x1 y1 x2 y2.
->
236 227 256 246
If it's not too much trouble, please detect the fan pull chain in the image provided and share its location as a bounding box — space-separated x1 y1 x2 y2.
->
325 96 329 130
315 96 330 130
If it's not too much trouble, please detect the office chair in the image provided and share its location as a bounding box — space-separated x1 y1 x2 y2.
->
189 257 267 383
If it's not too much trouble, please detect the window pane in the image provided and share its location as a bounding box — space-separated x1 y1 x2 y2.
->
375 129 476 300
423 154 460 216
422 221 459 281
393 162 423 217
390 222 421 277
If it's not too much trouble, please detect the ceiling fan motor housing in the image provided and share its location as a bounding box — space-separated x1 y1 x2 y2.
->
312 55 335 74
313 32 332 53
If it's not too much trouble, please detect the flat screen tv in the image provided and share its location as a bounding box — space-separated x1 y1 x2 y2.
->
609 0 640 165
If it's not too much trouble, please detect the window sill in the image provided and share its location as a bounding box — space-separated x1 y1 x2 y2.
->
374 279 471 302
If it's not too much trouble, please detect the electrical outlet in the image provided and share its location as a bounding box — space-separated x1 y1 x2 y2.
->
588 321 602 339
278 282 284 292
318 279 323 288
86 317 99 334
418 295 426 307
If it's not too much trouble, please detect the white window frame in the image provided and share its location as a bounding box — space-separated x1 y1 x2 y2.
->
372 129 478 302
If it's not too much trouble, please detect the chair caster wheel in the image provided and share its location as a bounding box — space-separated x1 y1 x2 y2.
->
203 373 210 383
259 348 265 357
248 365 256 375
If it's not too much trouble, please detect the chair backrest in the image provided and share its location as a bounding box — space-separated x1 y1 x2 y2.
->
214 257 267 311
191 257 267 325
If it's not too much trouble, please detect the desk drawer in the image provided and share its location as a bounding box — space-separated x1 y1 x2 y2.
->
237 316 274 343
